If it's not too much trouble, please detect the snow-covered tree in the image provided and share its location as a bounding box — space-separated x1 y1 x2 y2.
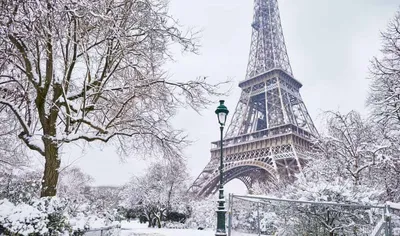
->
372 148 400 202
319 111 386 186
0 0 224 197
57 167 93 215
367 8 400 202
84 186 122 216
57 167 92 196
301 111 400 202
368 8 400 135
122 159 189 228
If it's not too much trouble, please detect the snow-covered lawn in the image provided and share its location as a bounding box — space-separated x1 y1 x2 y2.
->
120 221 255 236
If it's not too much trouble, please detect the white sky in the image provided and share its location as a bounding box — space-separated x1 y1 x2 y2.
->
62 0 399 194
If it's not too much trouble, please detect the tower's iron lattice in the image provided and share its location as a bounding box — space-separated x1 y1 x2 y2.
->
189 0 318 197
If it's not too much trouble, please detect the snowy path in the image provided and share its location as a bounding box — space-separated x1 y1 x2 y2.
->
120 221 255 236
120 221 215 236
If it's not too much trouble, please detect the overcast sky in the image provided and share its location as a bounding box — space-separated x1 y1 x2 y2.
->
63 0 399 194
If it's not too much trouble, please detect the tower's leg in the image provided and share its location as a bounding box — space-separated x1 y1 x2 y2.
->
270 148 280 181
291 143 303 173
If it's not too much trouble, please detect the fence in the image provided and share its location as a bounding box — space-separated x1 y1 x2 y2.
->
227 194 399 236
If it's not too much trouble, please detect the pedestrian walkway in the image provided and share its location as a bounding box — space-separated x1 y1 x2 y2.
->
120 221 255 236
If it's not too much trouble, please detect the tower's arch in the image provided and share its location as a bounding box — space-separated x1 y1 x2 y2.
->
197 162 277 197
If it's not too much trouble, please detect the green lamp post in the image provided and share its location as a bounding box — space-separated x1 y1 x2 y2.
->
215 100 229 236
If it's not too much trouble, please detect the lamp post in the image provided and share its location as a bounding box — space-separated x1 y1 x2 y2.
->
215 100 229 236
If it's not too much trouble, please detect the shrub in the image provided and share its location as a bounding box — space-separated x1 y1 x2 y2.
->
0 199 48 235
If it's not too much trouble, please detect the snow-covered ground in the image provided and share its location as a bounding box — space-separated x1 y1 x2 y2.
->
120 221 255 236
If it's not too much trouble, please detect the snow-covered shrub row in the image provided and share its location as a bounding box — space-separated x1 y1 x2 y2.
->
163 221 187 229
69 213 121 235
0 197 122 235
0 166 126 235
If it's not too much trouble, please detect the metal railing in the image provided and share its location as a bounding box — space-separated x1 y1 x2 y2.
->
227 194 397 236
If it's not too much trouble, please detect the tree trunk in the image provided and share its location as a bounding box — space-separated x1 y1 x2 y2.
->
157 216 161 228
145 211 152 227
40 137 60 197
147 219 151 228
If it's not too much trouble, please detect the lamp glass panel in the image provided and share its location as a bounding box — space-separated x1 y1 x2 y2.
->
218 112 227 125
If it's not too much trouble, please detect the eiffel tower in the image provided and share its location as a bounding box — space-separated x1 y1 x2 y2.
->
189 0 318 197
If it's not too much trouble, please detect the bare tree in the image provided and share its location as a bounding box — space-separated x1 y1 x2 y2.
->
367 8 400 202
0 0 224 196
56 166 93 213
319 111 385 185
307 110 400 202
368 8 400 134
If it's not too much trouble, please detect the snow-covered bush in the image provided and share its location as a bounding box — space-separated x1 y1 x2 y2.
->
83 186 122 216
0 199 48 235
0 197 73 235
185 196 216 229
0 170 41 204
32 197 71 235
230 200 257 233
69 213 121 234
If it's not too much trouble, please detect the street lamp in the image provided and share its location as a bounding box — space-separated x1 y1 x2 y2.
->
215 100 229 236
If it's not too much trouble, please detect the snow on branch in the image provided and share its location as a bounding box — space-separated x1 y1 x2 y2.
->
0 99 30 135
